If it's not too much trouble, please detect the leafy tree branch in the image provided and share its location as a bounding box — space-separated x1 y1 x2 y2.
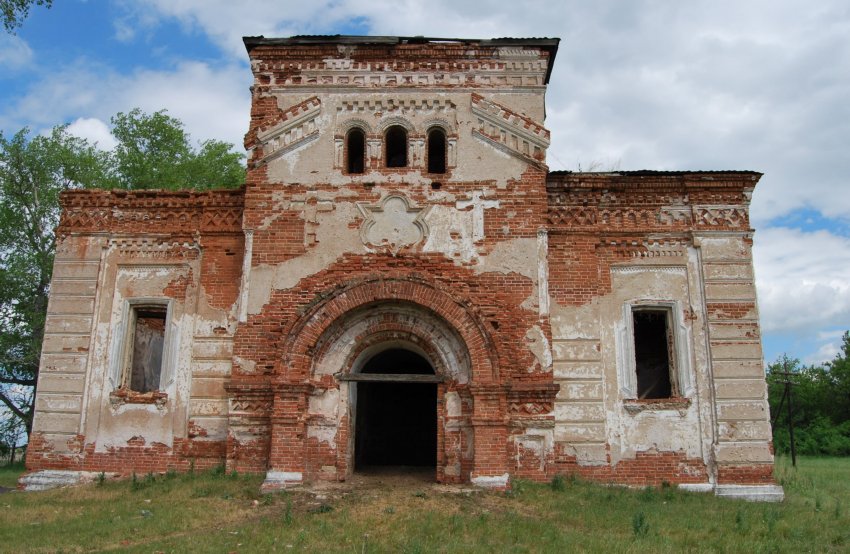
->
0 111 245 438
1 0 52 33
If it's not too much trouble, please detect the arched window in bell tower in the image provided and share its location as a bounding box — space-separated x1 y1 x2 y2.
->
427 127 447 174
385 125 408 168
346 128 366 174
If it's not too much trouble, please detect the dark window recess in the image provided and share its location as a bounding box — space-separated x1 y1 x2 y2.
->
633 310 673 399
346 128 365 174
427 128 447 174
385 125 408 168
128 307 166 393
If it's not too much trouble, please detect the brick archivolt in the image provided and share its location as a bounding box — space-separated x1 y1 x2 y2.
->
310 303 472 384
376 115 415 133
338 118 374 134
336 113 457 136
277 277 497 383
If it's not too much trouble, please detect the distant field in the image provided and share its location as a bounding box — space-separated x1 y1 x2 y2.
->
0 456 848 553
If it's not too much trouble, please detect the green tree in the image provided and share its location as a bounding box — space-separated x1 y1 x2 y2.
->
0 388 28 464
825 332 850 423
1 0 52 32
1 111 244 439
767 334 850 456
0 126 107 432
109 108 244 190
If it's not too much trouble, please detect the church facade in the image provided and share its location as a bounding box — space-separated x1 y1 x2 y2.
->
24 36 782 499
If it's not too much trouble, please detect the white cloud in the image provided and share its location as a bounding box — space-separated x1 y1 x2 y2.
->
817 329 847 342
0 34 34 70
118 61 252 148
65 117 118 150
2 59 251 150
117 1 850 225
2 0 849 366
804 340 841 366
127 0 352 58
113 18 137 43
754 227 850 335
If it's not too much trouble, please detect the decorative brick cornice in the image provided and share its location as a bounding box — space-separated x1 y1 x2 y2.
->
253 96 322 163
338 98 456 116
546 172 756 233
471 93 549 166
247 41 554 90
507 382 558 418
57 189 245 235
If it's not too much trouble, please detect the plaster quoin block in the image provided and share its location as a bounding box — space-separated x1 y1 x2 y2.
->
19 471 102 491
471 473 510 489
23 35 780 500
261 471 304 492
714 485 785 502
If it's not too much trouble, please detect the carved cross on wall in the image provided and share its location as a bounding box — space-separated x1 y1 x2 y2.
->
457 191 500 242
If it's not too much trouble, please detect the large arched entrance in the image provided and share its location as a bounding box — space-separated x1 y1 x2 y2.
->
302 298 477 483
253 281 510 490
354 348 438 470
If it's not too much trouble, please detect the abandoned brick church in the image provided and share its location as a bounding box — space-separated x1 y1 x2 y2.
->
24 36 782 500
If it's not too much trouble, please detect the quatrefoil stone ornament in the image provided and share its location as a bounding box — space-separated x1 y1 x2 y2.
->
357 194 431 255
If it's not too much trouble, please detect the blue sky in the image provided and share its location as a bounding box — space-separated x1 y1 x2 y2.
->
2 0 848 367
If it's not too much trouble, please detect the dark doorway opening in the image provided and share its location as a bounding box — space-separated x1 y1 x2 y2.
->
354 349 437 469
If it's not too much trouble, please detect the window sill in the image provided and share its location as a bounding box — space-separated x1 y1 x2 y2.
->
623 397 691 414
110 388 168 409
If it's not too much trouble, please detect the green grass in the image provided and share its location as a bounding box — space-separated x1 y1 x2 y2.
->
0 461 26 489
0 456 848 552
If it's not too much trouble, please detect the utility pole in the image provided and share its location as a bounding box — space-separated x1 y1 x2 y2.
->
771 360 798 467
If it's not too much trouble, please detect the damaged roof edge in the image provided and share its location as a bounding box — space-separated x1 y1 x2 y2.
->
547 170 763 178
243 35 560 84
546 170 764 190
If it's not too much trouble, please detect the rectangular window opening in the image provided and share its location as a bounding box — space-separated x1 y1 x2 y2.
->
632 309 676 399
126 305 167 393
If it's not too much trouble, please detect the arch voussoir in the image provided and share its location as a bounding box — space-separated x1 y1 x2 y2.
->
280 277 498 383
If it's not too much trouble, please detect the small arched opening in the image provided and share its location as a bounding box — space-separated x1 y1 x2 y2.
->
354 348 438 470
427 127 447 174
346 128 366 174
385 125 408 168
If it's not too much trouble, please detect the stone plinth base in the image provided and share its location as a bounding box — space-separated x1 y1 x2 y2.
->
19 470 102 491
679 483 785 502
260 471 303 493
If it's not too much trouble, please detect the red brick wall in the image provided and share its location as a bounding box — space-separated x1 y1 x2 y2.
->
27 40 778 491
27 432 226 476
553 446 708 486
26 189 246 476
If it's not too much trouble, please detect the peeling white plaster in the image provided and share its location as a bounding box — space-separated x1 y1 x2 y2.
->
445 391 462 417
264 92 537 187
476 237 537 278
307 424 338 445
309 388 340 419
526 325 553 372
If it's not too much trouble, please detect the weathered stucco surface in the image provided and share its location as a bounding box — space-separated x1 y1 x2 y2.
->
25 36 780 500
